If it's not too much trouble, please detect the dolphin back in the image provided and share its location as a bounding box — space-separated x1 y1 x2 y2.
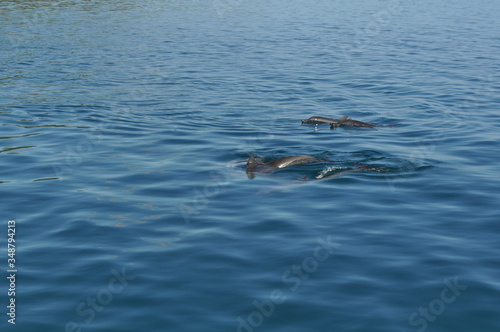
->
301 116 349 125
266 155 321 168
336 119 376 128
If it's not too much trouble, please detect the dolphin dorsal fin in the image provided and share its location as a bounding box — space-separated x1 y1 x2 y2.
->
247 155 256 167
246 155 258 175
338 116 348 122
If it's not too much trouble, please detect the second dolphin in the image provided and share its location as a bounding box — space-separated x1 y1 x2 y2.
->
301 116 376 128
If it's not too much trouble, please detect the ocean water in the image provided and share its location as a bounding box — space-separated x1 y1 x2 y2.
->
1 0 499 331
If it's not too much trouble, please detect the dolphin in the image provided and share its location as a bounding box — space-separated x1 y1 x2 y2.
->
301 115 376 128
301 116 348 125
304 163 387 180
330 118 376 128
246 154 323 179
254 163 387 193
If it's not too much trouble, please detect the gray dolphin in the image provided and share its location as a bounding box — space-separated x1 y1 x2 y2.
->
301 116 348 125
254 163 387 193
303 163 387 181
246 154 323 179
301 115 376 128
330 118 376 128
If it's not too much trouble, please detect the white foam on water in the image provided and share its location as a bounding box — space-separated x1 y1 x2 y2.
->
316 166 346 179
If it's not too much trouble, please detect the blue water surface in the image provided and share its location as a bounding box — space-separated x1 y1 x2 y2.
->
1 0 499 331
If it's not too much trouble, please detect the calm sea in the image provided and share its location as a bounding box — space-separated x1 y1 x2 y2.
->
1 0 499 331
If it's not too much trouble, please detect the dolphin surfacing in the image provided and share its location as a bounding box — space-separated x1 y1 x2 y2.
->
246 154 322 179
301 115 376 128
330 118 376 128
310 163 387 180
301 116 348 125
